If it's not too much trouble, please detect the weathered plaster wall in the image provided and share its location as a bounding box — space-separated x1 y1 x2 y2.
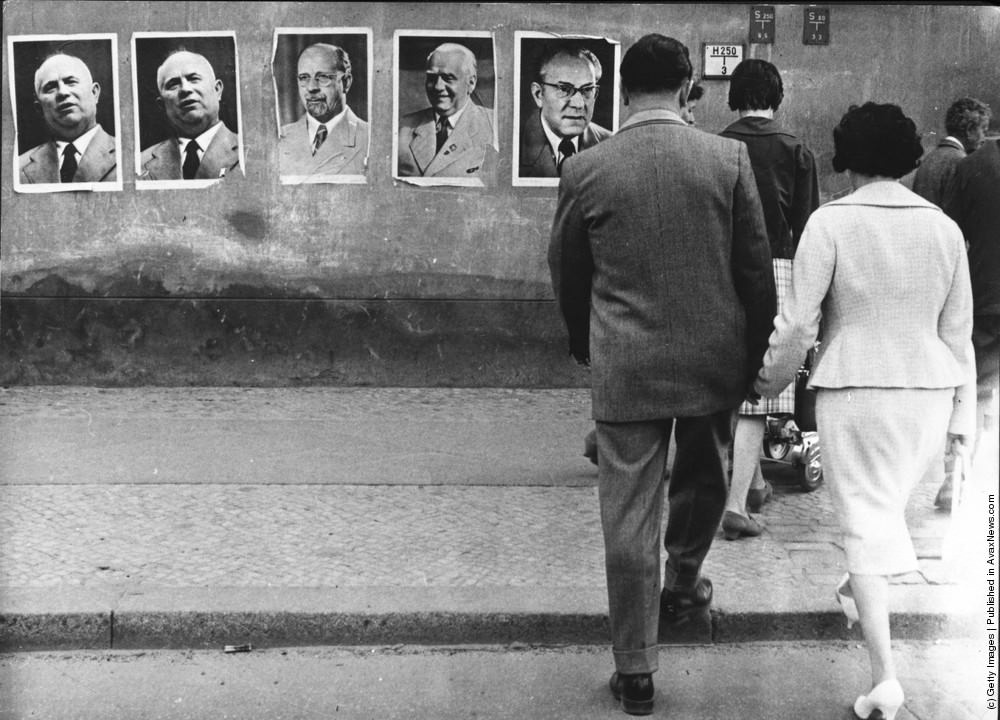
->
2 3 998 386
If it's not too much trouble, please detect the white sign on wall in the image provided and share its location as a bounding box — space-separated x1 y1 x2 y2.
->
702 43 745 78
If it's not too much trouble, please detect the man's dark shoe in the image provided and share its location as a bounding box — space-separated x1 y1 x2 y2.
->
660 576 713 624
609 672 654 715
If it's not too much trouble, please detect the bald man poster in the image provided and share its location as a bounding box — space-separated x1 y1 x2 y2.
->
9 34 122 193
132 32 244 189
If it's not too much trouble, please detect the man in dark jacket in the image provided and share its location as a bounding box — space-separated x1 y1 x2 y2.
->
519 42 612 178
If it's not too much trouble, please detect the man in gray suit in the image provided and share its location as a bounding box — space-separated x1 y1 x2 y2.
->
912 96 991 206
139 50 240 181
519 42 612 178
19 53 117 185
549 34 774 715
278 43 369 178
396 42 496 178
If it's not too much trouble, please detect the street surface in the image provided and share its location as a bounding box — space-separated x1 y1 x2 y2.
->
0 640 987 720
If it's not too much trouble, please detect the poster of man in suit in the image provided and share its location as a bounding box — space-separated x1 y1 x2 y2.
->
272 29 372 185
9 34 122 193
132 32 244 189
513 32 619 187
393 30 498 187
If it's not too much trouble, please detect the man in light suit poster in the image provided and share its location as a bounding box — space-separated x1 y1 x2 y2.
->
549 34 775 716
133 33 243 184
275 36 370 183
395 35 497 184
11 36 121 192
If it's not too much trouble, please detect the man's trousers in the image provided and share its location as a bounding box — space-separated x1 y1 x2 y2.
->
595 408 735 674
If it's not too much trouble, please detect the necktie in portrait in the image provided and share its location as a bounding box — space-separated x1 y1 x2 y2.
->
182 140 201 180
60 143 78 183
557 138 576 175
436 117 450 153
313 124 328 155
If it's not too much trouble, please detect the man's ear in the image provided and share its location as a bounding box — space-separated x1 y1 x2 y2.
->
92 82 101 103
342 72 352 94
530 82 544 109
214 78 224 98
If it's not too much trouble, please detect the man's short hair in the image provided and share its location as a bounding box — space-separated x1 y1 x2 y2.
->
426 43 477 76
533 42 602 84
155 48 215 91
34 53 91 95
944 97 991 138
299 43 351 77
620 34 691 95
727 59 783 112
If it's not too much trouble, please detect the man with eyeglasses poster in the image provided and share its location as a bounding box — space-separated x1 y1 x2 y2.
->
278 43 369 181
519 41 612 178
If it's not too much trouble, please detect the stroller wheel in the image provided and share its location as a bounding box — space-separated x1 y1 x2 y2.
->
762 417 795 460
797 433 823 492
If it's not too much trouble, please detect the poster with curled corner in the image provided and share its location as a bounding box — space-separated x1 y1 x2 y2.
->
513 31 620 187
132 31 244 190
9 33 122 193
393 29 498 187
272 28 372 185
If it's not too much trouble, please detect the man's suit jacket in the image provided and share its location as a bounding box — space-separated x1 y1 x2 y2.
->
397 102 496 177
18 126 117 184
278 107 369 177
548 110 776 421
755 181 976 435
912 137 965 206
139 124 241 181
943 139 1000 318
519 110 612 178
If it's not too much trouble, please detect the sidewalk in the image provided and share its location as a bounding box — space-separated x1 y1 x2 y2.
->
0 387 988 651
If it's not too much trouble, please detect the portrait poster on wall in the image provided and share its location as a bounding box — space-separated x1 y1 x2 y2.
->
9 33 123 193
132 31 244 189
393 30 498 187
513 31 620 188
272 28 373 185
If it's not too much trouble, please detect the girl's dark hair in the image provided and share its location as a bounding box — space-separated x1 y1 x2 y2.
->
831 102 923 178
727 59 783 112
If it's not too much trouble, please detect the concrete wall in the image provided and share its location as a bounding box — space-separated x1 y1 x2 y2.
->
2 2 998 386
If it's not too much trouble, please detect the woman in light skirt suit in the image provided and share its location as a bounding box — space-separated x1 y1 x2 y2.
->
753 102 976 720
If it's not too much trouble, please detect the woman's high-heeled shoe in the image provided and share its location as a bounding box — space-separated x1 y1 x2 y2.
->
835 573 859 629
853 678 904 720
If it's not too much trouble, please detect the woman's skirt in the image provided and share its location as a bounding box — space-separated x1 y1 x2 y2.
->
741 258 796 416
817 386 952 575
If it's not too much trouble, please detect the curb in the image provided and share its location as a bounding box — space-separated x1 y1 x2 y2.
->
0 609 977 652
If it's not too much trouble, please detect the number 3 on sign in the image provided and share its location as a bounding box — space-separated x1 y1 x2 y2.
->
702 43 745 79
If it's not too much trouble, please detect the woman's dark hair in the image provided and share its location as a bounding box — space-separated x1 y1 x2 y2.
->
620 34 691 94
687 83 704 102
727 59 783 112
831 102 923 178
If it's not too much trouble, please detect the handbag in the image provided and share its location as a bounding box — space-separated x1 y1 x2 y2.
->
794 346 818 432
